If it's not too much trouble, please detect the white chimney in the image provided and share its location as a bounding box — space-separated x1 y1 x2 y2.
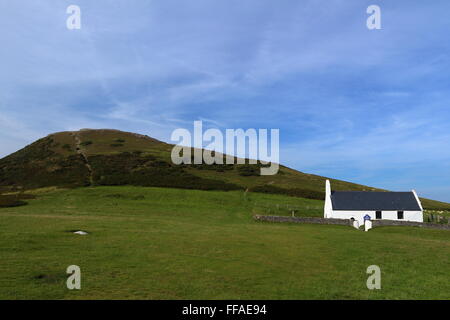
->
325 179 331 198
324 180 332 218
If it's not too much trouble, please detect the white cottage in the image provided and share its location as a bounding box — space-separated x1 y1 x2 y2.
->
324 180 423 225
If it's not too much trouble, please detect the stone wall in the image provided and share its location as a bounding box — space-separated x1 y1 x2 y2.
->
253 215 450 231
253 215 352 226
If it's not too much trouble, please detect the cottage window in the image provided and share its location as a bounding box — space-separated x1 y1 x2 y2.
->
376 211 382 219
397 211 404 219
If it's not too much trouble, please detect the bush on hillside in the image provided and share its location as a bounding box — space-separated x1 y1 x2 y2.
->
250 185 325 200
237 164 261 176
0 138 91 189
88 153 242 191
188 163 234 172
0 195 28 208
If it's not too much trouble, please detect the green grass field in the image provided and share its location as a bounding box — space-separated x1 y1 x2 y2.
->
0 186 449 300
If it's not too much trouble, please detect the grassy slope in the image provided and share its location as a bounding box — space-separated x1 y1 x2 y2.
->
0 186 449 299
1 129 449 209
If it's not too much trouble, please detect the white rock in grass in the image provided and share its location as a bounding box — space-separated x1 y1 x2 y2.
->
74 231 88 235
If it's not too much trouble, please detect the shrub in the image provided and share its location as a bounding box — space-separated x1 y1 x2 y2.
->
0 195 28 208
0 143 90 189
237 164 261 176
250 185 325 200
188 163 234 172
104 193 145 200
88 153 242 191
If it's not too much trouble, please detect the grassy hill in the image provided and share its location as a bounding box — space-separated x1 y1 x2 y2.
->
1 131 449 299
0 186 449 299
0 128 449 210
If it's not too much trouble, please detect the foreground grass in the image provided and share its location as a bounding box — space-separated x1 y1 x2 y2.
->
0 186 449 299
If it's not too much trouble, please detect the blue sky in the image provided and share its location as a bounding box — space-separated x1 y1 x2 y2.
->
1 0 450 202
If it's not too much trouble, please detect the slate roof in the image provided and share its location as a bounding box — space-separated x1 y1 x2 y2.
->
330 191 421 211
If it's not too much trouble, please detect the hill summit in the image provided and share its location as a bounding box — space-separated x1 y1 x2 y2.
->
1 129 449 209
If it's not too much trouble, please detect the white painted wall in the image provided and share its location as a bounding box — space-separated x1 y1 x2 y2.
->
328 210 423 225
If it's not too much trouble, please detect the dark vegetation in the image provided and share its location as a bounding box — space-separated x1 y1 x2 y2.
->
250 184 325 200
189 163 234 172
0 193 35 208
0 137 90 188
80 141 93 146
89 152 241 191
237 164 262 176
103 193 145 200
